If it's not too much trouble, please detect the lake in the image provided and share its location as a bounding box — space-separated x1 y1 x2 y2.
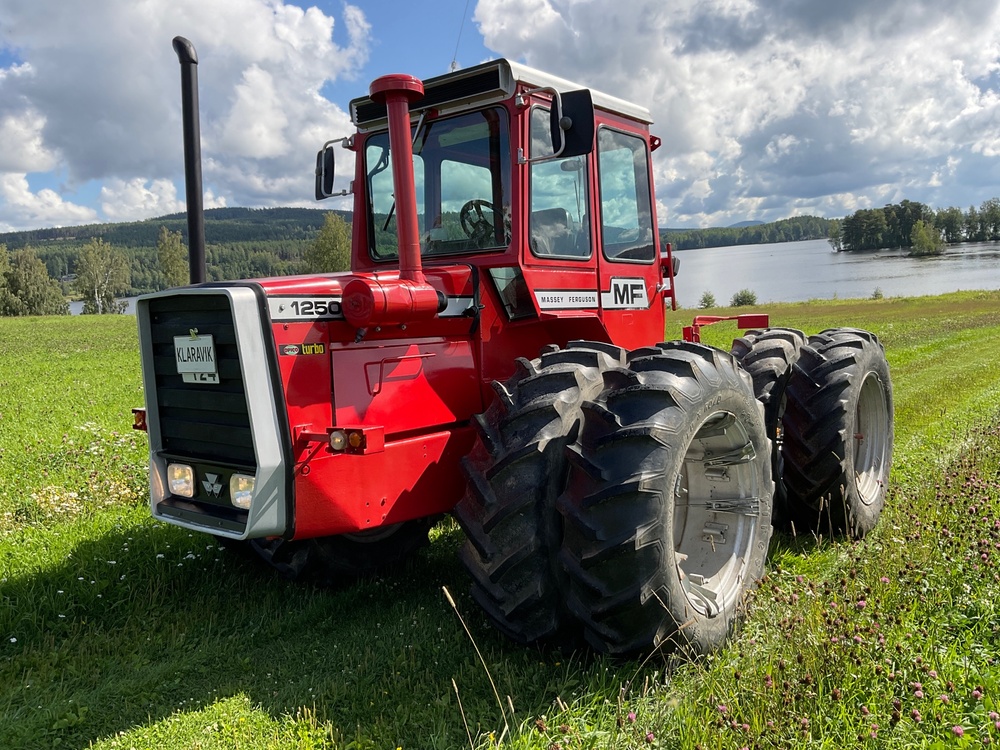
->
69 297 137 315
68 239 1000 314
672 239 1000 308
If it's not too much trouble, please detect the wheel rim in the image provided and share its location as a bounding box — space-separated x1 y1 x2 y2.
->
673 411 763 618
854 372 890 505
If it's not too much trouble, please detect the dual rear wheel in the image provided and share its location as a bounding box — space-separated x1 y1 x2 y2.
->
731 327 894 538
457 329 893 656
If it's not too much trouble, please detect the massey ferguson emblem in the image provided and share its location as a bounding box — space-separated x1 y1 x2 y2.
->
202 473 223 498
601 278 649 309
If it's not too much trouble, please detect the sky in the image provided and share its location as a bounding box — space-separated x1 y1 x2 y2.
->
3 0 1000 232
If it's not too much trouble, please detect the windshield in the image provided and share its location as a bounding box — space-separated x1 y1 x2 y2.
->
365 107 512 261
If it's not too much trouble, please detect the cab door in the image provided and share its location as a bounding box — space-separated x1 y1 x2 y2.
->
520 104 599 315
594 124 665 349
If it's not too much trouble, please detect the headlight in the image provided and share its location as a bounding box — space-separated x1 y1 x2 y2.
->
329 430 348 451
230 474 255 510
167 463 195 498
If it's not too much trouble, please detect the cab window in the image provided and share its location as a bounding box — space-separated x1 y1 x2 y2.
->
365 107 511 260
598 128 655 262
528 107 591 259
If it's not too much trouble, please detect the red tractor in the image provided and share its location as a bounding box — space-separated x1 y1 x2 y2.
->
134 38 893 656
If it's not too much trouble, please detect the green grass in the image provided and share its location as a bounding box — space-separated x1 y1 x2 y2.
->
3 290 1000 748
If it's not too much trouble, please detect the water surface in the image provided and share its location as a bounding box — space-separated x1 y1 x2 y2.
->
672 239 1000 308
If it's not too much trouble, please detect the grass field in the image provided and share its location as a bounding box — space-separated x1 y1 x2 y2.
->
2 290 1000 749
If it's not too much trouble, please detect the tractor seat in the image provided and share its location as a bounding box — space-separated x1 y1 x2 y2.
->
530 207 580 256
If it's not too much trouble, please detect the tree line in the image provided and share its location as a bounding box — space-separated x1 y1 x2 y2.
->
831 198 1000 253
661 215 834 250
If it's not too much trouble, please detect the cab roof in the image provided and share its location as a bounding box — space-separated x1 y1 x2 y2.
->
350 58 653 131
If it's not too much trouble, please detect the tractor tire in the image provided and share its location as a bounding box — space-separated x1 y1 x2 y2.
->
226 517 437 583
558 341 773 656
731 327 807 523
782 328 893 538
454 341 629 645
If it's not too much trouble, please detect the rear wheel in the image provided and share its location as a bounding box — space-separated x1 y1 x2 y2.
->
782 328 893 538
731 327 806 523
454 341 628 645
558 342 773 656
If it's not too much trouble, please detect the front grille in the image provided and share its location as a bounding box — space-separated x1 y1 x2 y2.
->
146 294 256 467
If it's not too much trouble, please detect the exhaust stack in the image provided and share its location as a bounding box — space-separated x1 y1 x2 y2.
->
172 36 207 284
340 74 444 331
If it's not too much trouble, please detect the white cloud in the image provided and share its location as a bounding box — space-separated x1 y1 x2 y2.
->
0 173 97 231
0 0 369 228
476 0 1000 225
0 110 56 173
98 178 226 222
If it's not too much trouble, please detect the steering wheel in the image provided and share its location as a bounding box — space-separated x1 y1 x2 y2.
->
459 199 496 243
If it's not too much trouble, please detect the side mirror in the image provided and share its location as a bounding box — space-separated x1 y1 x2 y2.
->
550 88 594 160
660 244 679 277
314 136 353 201
314 145 336 200
519 87 595 164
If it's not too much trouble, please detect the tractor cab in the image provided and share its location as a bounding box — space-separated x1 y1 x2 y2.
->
316 59 677 356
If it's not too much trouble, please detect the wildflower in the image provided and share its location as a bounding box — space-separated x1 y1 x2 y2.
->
915 690 924 699
861 705 870 716
952 726 964 737
974 689 984 700
856 599 867 610
880 576 890 584
940 694 950 704
717 705 728 715
645 732 654 744
9 637 15 643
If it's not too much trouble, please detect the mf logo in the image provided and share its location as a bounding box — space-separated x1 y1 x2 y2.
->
601 278 649 309
202 473 223 498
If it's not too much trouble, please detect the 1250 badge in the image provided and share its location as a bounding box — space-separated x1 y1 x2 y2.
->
268 296 343 321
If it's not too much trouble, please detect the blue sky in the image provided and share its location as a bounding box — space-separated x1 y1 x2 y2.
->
4 0 1000 232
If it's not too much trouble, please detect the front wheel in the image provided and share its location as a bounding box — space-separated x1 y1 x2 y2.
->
558 342 773 656
222 517 437 583
782 328 893 538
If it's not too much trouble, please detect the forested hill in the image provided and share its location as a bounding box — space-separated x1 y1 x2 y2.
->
662 215 833 250
0 207 347 249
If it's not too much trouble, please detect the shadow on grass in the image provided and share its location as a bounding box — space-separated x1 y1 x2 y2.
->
0 517 623 749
